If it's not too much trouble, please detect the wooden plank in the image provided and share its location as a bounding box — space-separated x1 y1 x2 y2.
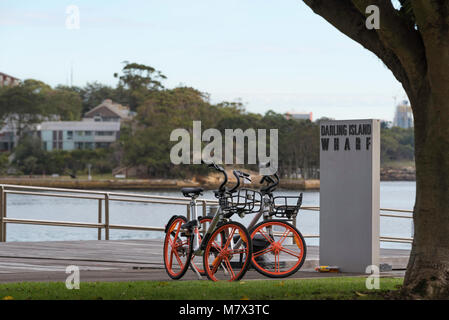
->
0 240 410 276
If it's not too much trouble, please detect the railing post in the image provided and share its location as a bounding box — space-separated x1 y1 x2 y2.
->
2 190 6 242
202 201 207 218
98 199 102 240
186 204 190 220
0 186 3 242
291 215 297 245
105 193 109 240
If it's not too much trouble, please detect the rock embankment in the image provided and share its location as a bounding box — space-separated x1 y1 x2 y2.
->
0 175 320 190
381 167 416 181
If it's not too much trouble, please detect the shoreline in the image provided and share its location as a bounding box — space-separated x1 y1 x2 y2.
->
0 177 320 190
0 176 414 190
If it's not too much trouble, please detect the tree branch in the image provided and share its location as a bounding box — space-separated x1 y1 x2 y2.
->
302 0 411 91
351 0 427 93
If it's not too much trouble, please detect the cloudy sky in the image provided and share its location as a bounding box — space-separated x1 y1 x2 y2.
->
0 0 407 121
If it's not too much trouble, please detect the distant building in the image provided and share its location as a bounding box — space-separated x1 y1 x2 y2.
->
0 129 14 152
84 99 134 122
0 114 59 152
0 72 20 87
393 101 413 129
285 111 313 121
0 97 128 152
38 121 121 151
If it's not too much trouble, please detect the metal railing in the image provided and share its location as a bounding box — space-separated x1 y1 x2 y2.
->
0 184 218 242
0 184 413 244
299 206 413 243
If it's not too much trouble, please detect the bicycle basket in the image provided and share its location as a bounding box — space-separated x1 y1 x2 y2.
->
272 193 303 218
224 188 262 214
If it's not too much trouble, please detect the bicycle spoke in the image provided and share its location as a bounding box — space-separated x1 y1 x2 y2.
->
173 221 182 242
223 227 237 250
211 256 222 274
223 257 236 280
169 250 174 269
253 245 273 258
257 228 274 244
212 241 224 254
168 238 174 249
279 246 302 258
229 248 248 255
278 228 291 245
172 248 184 267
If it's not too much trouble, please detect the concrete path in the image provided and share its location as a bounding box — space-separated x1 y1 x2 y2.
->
0 240 408 283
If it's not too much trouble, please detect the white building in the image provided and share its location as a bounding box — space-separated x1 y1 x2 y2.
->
0 72 20 87
285 111 313 121
38 121 121 151
393 101 413 129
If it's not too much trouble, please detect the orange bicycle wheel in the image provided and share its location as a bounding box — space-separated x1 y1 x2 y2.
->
163 216 192 279
190 216 220 276
203 221 252 281
250 220 306 278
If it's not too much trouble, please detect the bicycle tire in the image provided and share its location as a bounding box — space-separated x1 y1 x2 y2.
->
250 219 306 278
203 221 252 281
163 215 193 280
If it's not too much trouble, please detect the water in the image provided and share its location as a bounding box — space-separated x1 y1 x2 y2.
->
4 181 415 249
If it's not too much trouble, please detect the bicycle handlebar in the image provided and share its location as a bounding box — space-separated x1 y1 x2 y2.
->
260 172 279 194
229 170 252 193
259 175 274 184
203 160 228 193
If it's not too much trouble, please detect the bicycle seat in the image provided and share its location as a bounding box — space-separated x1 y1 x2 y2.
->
181 187 204 198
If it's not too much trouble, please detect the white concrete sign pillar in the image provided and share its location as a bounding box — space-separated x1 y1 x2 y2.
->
319 119 380 273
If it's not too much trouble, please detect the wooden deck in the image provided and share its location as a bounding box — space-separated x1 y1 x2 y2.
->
0 240 409 282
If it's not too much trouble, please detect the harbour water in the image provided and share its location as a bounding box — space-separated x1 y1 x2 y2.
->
4 181 415 249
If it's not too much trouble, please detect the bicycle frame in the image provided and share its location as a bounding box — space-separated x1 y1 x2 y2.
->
187 195 225 256
247 193 273 229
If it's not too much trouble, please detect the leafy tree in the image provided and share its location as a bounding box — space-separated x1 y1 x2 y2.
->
72 82 120 114
302 0 449 298
0 80 49 138
113 61 167 110
12 135 46 174
381 127 415 164
46 86 83 120
0 153 9 175
121 87 215 177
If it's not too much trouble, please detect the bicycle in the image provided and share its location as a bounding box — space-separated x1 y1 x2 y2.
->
163 162 258 281
237 164 307 278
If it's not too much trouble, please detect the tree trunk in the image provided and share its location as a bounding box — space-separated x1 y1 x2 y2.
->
300 0 449 299
402 83 449 299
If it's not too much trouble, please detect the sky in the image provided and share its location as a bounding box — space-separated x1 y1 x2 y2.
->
0 0 408 122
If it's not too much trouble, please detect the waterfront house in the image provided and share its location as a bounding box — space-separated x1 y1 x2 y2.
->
37 120 120 151
0 72 20 88
83 99 134 122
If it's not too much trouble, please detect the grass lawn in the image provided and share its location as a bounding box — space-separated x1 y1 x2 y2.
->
0 277 403 300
